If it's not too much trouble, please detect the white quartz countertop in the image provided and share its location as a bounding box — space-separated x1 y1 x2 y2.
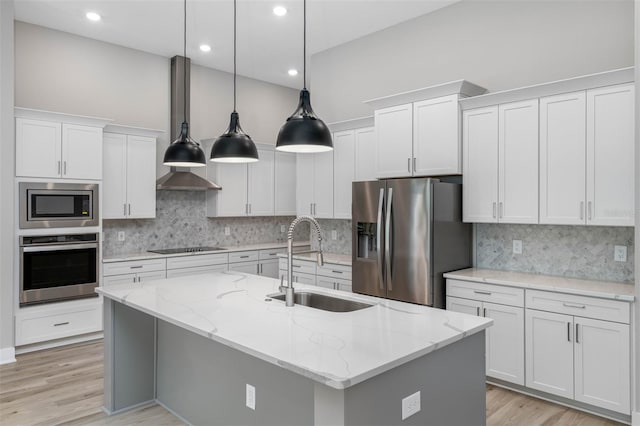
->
97 272 491 389
444 268 634 302
277 252 352 266
103 241 311 263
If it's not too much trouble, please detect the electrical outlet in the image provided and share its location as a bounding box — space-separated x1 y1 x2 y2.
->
224 227 231 236
117 231 125 242
280 225 286 233
331 230 337 240
512 240 522 255
614 245 627 262
401 391 420 420
246 384 256 410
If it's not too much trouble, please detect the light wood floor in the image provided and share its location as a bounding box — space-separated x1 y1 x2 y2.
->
0 340 624 426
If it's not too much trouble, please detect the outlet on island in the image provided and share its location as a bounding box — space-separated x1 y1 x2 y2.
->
401 391 421 420
512 239 522 255
117 231 125 242
224 227 231 236
246 384 256 410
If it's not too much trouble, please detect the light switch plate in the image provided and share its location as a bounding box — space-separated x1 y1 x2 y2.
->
401 391 420 420
280 225 286 233
614 245 627 262
224 227 231 236
117 231 125 242
331 230 337 240
512 240 522 255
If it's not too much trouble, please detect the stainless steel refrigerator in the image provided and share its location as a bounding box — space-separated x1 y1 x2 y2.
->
352 178 472 308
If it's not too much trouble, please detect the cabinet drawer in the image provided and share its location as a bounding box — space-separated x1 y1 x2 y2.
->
278 258 317 275
166 253 228 270
279 270 316 286
16 304 102 346
317 264 352 280
526 290 630 324
229 250 259 264
167 264 227 279
446 279 524 307
103 258 166 276
259 248 286 260
316 276 352 291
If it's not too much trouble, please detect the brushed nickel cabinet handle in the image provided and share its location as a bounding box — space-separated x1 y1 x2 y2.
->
331 270 343 274
407 158 411 173
57 161 61 174
567 322 571 342
580 201 584 220
54 322 69 327
575 323 580 343
124 203 127 216
63 161 67 175
483 308 487 317
130 265 143 269
474 290 492 296
587 201 592 221
492 202 497 218
476 306 480 316
128 204 131 215
562 302 586 309
413 157 416 172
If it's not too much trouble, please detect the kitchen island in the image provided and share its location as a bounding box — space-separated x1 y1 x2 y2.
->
97 271 492 425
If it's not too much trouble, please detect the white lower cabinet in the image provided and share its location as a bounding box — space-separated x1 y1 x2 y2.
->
446 287 524 386
526 301 631 414
278 258 351 292
166 265 226 279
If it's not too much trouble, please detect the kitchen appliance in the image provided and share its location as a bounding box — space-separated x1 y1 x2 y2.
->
148 246 225 255
20 233 99 306
19 182 99 229
352 178 471 308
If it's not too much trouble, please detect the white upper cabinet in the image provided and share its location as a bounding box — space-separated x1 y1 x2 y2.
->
498 99 539 223
16 118 104 180
207 146 276 217
375 104 413 178
540 91 587 225
368 81 487 179
103 127 159 219
413 94 461 176
333 130 355 219
296 152 334 218
354 127 376 181
586 84 635 226
462 107 499 223
274 152 296 216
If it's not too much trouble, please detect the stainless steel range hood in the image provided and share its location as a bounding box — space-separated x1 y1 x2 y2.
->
157 55 221 191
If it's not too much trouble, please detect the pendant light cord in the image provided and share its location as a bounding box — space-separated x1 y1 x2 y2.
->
233 0 237 112
303 0 306 90
183 0 187 125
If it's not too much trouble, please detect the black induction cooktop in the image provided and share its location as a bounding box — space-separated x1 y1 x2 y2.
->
148 246 226 255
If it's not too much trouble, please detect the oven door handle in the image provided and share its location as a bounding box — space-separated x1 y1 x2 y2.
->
22 243 98 252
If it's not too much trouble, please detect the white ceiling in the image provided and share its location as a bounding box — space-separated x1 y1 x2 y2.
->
14 0 459 88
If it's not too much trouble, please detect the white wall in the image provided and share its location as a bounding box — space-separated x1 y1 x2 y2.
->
14 21 298 178
0 1 15 363
311 0 634 123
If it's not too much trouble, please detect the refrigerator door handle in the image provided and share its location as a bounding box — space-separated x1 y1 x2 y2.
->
385 188 393 291
376 188 385 291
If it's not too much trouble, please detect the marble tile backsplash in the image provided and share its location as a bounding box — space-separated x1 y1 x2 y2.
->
310 219 352 255
103 191 308 257
476 224 634 283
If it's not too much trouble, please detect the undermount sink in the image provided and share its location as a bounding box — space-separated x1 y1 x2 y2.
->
268 291 373 312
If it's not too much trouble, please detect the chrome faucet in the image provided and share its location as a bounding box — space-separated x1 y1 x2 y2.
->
283 216 324 307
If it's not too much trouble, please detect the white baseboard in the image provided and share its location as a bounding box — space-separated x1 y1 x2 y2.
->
632 411 640 426
15 332 102 355
0 346 16 365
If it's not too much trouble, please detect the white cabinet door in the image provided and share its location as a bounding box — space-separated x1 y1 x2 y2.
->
574 318 630 414
167 264 226 279
446 296 482 316
296 154 315 216
16 118 62 178
333 130 355 219
313 151 334 218
62 124 103 180
259 260 279 279
539 92 586 225
102 133 128 219
525 309 574 399
484 302 525 386
102 274 136 286
126 136 156 219
413 94 460 175
375 103 413 178
586 84 635 226
137 270 167 282
294 272 316 286
498 100 539 224
215 163 248 217
229 261 260 275
316 276 336 290
274 152 297 216
462 107 498 223
354 127 376 181
248 149 275 216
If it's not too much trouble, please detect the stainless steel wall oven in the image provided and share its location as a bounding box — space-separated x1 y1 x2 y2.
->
20 233 99 306
19 182 99 229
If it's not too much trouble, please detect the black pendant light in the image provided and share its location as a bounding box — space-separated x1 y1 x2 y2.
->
163 0 206 167
210 0 259 163
275 0 332 153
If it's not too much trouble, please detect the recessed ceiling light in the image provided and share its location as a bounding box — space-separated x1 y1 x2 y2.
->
86 12 101 22
273 6 287 17
288 69 298 76
199 44 211 53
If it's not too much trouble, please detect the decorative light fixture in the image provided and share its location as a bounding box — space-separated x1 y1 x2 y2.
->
86 12 101 22
163 0 206 167
275 0 332 153
209 0 259 163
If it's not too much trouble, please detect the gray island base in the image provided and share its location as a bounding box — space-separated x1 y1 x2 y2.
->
103 298 487 426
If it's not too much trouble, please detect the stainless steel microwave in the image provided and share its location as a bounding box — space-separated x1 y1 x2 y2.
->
19 182 99 229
